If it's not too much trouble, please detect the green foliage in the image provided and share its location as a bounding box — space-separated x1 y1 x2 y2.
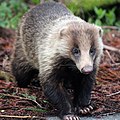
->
0 0 28 29
115 21 120 27
43 100 49 103
24 107 47 112
20 93 48 112
94 7 106 19
105 7 116 25
66 0 120 14
0 0 120 29
67 0 80 15
31 0 40 4
66 0 120 26
88 7 119 26
21 93 37 101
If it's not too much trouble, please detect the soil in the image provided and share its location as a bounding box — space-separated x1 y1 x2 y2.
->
0 27 120 120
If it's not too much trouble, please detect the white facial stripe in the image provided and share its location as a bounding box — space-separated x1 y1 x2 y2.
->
76 51 93 71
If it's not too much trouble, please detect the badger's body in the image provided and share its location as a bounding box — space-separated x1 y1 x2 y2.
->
12 2 103 120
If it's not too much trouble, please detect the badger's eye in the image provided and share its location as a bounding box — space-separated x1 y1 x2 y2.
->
72 47 80 57
90 47 96 56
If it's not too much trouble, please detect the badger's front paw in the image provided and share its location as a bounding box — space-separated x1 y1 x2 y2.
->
63 114 80 120
76 105 94 115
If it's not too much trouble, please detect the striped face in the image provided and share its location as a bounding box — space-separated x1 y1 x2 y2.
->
58 21 103 74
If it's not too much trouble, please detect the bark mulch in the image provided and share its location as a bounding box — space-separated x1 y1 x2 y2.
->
0 27 120 119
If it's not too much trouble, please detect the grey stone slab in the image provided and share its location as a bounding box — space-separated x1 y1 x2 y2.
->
47 113 120 120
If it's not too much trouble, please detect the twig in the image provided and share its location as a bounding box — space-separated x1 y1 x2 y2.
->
0 115 32 118
102 26 120 30
103 44 120 54
0 107 18 110
106 91 120 97
0 93 44 109
0 115 46 119
2 55 9 71
105 50 115 64
110 63 120 67
100 63 120 67
100 112 116 116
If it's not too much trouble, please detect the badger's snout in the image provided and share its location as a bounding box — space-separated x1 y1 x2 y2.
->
81 65 93 74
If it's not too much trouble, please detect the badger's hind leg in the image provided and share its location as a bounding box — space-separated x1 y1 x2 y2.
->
12 59 39 88
12 56 39 88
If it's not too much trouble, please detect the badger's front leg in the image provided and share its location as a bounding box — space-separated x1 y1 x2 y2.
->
73 74 95 115
43 82 80 120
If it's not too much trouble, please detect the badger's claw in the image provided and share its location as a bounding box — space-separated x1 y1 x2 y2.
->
79 105 94 114
63 115 80 120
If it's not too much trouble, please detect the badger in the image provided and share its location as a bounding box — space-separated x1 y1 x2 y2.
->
11 2 103 120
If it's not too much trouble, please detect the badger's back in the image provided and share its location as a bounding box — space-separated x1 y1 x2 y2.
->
16 2 72 67
30 2 72 23
21 2 72 38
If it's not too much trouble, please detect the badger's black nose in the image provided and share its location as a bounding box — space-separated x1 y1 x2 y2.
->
81 66 93 74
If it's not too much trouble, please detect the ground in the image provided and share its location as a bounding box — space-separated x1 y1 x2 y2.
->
0 27 120 120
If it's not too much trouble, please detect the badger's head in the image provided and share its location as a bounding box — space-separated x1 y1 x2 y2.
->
55 21 103 74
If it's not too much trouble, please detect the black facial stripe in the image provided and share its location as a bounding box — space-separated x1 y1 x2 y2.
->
89 47 96 57
72 47 80 58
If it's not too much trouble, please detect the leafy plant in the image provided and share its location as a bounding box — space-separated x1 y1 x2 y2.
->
67 1 80 15
0 0 28 29
105 7 116 25
88 6 119 26
31 0 40 4
94 7 106 19
21 93 37 101
24 107 47 112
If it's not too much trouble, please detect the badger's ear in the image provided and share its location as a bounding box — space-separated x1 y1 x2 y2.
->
59 26 68 37
98 27 103 37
